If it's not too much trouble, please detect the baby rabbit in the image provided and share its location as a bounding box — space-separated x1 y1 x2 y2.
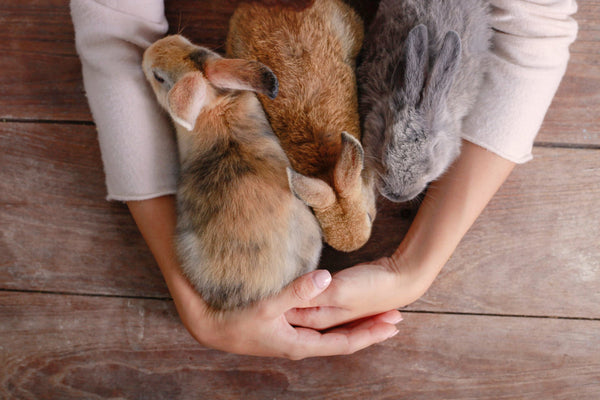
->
226 0 376 252
358 0 491 202
142 35 322 310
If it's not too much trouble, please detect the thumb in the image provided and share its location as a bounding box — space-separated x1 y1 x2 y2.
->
264 270 331 317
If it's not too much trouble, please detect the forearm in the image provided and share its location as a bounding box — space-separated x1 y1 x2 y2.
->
71 0 178 200
126 196 188 299
392 140 515 291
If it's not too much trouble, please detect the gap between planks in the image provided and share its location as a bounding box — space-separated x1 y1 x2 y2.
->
2 119 598 150
0 118 95 126
1 287 598 323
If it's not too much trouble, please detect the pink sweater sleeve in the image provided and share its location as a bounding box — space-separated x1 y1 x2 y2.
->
71 0 178 200
461 0 578 163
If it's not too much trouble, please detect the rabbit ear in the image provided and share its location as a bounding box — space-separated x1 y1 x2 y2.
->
167 71 208 131
204 58 279 99
422 30 461 110
334 132 364 196
396 24 428 105
287 168 336 209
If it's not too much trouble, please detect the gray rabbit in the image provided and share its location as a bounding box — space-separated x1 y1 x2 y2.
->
358 0 491 202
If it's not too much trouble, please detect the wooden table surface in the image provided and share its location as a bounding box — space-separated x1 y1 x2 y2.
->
1 1 599 398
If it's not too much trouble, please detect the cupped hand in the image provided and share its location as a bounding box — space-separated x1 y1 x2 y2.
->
286 256 433 331
170 268 402 360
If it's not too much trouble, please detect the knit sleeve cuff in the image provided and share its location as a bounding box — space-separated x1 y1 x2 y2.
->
461 0 578 164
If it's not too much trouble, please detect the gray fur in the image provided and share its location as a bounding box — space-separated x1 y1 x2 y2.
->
358 0 491 202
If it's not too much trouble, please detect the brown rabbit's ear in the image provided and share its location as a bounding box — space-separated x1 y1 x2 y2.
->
204 58 279 99
287 168 336 209
334 132 364 195
167 71 208 131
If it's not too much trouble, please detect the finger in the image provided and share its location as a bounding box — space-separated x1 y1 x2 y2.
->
326 310 403 334
260 270 332 318
285 306 351 330
287 307 402 331
285 323 399 360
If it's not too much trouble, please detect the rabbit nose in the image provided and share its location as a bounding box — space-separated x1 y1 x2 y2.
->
379 182 423 203
381 191 406 203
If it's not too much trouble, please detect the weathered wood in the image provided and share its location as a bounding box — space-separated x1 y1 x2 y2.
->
1 1 599 397
2 121 599 319
1 292 599 399
323 146 600 318
537 0 600 146
409 146 600 318
0 122 168 298
0 1 89 121
1 0 597 147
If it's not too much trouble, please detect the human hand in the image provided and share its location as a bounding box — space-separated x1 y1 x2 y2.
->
286 256 433 331
170 268 402 360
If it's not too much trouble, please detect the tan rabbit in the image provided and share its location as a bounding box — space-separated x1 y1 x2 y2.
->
226 0 376 252
142 35 322 310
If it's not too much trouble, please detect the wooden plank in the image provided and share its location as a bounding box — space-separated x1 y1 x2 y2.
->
0 122 168 298
0 1 90 121
322 146 600 318
1 0 597 147
410 146 600 317
1 292 599 399
536 0 600 146
2 122 599 318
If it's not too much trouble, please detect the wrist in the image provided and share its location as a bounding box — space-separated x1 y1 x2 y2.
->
389 242 441 302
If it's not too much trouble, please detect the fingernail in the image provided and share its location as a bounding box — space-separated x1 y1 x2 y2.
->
312 270 331 289
382 314 404 325
388 329 399 339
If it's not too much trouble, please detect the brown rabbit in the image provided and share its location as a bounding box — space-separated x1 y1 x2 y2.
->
226 0 376 252
142 35 322 310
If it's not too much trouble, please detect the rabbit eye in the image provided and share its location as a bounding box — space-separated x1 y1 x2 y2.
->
153 71 165 84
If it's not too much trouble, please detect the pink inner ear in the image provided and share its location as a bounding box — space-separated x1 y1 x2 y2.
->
335 133 364 192
167 71 208 130
204 59 253 93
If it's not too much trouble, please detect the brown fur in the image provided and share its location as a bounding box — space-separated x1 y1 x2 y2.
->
226 0 376 252
142 35 322 310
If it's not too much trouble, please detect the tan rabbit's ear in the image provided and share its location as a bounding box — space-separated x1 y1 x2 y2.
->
167 71 208 131
334 132 364 195
287 168 336 209
204 58 279 99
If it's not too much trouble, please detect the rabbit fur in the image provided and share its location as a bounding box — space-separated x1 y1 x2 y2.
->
142 35 322 310
358 0 492 202
226 0 376 252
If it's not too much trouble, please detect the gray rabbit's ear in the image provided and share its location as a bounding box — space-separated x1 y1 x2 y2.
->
204 58 279 99
287 168 336 209
422 30 461 110
334 132 364 196
398 24 428 105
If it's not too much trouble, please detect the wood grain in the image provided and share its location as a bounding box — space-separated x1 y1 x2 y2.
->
0 122 168 298
536 0 600 146
410 146 600 318
1 0 597 147
1 1 599 398
1 291 599 399
0 1 89 121
2 121 599 319
322 146 600 318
